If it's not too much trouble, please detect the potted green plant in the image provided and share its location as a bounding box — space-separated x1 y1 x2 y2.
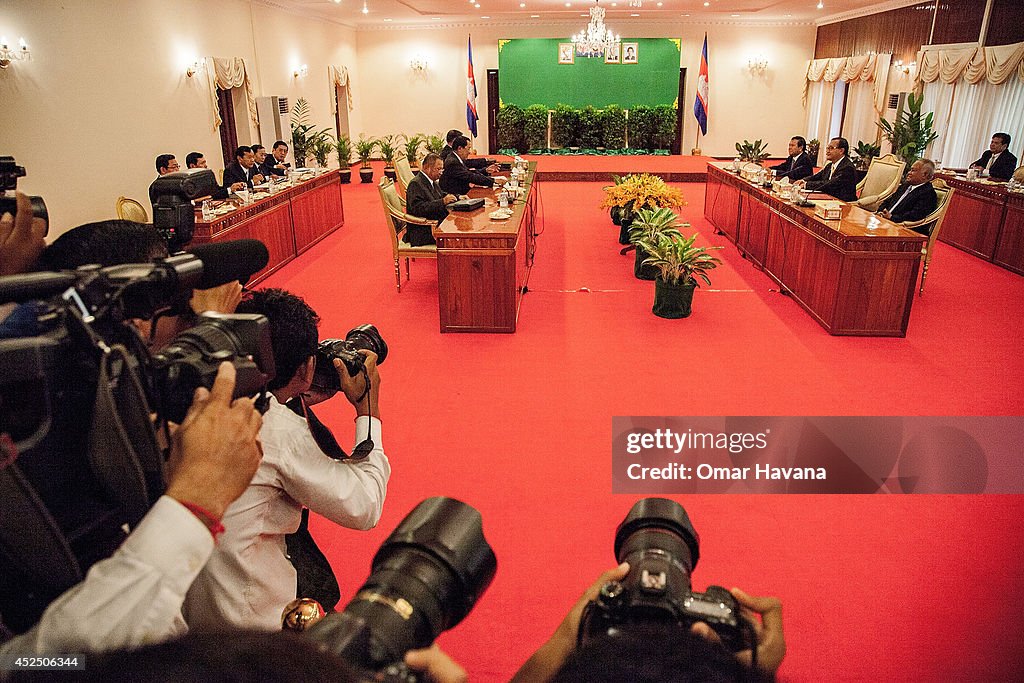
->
497 104 527 154
335 134 353 183
310 131 334 169
424 133 445 155
377 134 398 180
876 92 938 168
523 104 550 152
735 139 770 164
290 97 315 168
636 231 723 319
355 135 377 183
402 133 425 169
628 207 688 280
852 140 882 171
807 139 820 166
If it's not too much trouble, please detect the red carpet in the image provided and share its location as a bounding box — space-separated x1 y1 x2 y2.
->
263 172 1024 680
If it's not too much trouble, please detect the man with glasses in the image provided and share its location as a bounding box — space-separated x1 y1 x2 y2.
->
970 133 1016 181
793 137 858 202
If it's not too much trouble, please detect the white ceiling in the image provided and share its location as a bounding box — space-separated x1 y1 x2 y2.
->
260 0 912 27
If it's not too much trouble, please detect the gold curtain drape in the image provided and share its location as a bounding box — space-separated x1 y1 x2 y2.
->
803 53 890 115
915 41 1024 86
204 57 260 132
328 65 355 114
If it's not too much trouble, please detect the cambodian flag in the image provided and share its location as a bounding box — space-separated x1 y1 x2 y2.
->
693 34 709 136
467 35 479 138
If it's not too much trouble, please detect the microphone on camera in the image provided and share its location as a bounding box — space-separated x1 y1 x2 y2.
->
186 239 270 289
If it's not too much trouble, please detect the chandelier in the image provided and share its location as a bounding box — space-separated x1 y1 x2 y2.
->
571 2 620 58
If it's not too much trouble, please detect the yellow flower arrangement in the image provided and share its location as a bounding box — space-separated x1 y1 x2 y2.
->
600 173 687 213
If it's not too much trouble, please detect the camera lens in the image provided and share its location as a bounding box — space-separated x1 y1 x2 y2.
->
614 498 700 571
315 497 496 669
345 324 388 365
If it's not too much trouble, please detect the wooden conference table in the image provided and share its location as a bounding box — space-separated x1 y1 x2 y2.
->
934 173 1024 276
191 170 345 285
705 163 925 337
433 162 538 333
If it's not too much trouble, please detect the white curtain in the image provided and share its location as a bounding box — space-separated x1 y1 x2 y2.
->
842 80 879 145
934 78 1024 168
805 79 833 152
921 81 956 165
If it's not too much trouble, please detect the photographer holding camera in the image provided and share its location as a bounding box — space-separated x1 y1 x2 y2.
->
0 362 264 658
184 288 391 633
512 499 786 682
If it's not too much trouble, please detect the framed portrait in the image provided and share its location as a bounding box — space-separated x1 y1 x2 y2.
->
604 43 621 64
558 43 575 65
622 42 639 64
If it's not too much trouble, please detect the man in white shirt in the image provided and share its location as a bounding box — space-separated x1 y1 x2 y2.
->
184 288 390 632
0 362 264 656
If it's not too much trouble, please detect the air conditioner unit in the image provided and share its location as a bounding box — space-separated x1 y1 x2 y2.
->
882 91 910 125
256 96 292 163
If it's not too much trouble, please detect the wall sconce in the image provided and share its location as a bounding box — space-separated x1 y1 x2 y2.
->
186 58 205 78
893 59 916 75
409 55 428 73
0 36 31 70
747 55 768 74
293 64 308 78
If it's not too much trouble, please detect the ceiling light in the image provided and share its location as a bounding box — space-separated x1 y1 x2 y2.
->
817 1 823 7
703 1 709 5
657 1 662 5
482 15 490 18
731 13 739 16
630 13 640 16
572 1 620 58
531 13 540 17
333 0 341 4
520 2 526 6
565 2 571 6
362 1 368 13
383 17 392 21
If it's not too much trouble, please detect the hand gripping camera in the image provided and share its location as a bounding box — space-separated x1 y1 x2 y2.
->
578 498 757 653
311 324 388 393
307 497 496 681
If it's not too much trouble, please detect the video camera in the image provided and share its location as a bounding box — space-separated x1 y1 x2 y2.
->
150 169 218 251
307 497 496 681
0 255 274 632
578 498 757 655
0 155 48 225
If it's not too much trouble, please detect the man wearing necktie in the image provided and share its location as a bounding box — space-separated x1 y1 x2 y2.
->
794 137 858 202
970 133 1017 181
404 153 458 246
876 158 938 234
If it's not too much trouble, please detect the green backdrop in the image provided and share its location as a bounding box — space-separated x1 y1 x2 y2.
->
498 38 680 108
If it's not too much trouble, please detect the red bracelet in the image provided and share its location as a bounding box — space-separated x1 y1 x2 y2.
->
178 501 226 540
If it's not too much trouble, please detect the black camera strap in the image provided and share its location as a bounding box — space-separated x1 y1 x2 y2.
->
286 395 374 461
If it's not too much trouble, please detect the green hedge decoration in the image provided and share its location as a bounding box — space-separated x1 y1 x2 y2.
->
551 103 581 148
524 104 550 151
600 105 627 149
578 105 602 148
497 104 526 153
629 106 656 149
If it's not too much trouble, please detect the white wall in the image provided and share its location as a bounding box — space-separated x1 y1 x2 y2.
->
0 0 358 236
354 21 818 158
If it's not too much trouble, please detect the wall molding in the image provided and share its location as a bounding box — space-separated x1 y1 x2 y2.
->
817 0 930 27
356 18 815 33
251 0 358 29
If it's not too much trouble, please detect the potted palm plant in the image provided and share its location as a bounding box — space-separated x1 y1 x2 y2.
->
402 133 425 169
735 139 770 164
425 133 445 155
355 135 377 183
876 92 938 168
290 98 315 168
377 135 398 181
310 131 334 169
627 208 687 281
636 231 723 319
335 134 353 184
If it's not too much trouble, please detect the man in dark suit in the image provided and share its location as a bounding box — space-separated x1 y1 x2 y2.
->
222 145 265 191
439 129 499 174
794 137 858 202
877 158 938 234
262 140 290 176
439 135 498 196
403 153 459 246
771 136 814 181
971 132 1017 181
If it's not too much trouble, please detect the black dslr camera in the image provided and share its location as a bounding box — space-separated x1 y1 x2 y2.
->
0 256 274 632
0 155 48 225
311 324 388 392
308 497 496 681
578 498 757 653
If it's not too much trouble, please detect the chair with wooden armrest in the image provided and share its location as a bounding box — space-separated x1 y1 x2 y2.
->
394 156 415 198
116 196 149 223
898 179 953 295
377 178 437 292
856 154 905 211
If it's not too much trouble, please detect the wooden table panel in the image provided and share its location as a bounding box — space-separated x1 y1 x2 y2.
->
705 169 741 242
706 163 925 336
435 163 538 333
993 194 1024 275
291 175 345 254
941 190 1004 260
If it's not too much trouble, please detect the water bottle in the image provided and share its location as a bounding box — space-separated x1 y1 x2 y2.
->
201 200 213 221
499 190 509 208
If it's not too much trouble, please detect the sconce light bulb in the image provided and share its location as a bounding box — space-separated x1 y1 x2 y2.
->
362 2 369 14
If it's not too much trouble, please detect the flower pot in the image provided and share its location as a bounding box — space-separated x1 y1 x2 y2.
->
339 168 352 184
611 206 622 226
618 216 633 245
384 166 397 181
633 246 658 280
359 167 374 183
652 278 696 319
